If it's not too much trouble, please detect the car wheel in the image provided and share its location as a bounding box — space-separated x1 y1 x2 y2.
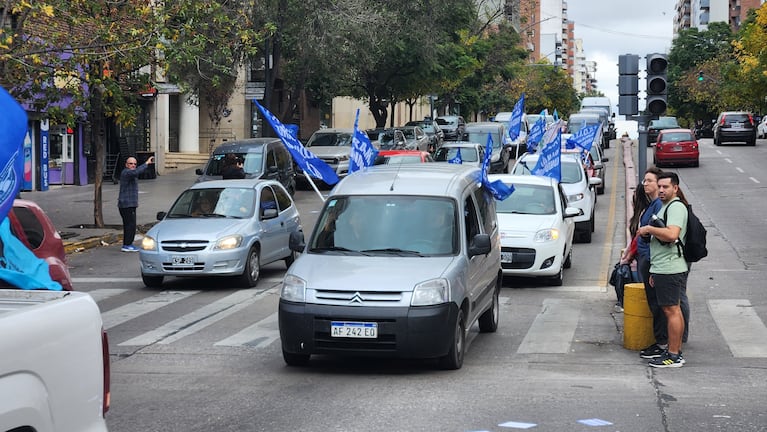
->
439 309 465 370
238 246 260 288
597 183 605 195
142 274 164 288
478 278 500 333
563 247 572 269
750 138 756 146
693 159 699 167
284 249 298 268
714 136 721 146
282 349 310 366
591 212 595 232
549 266 563 286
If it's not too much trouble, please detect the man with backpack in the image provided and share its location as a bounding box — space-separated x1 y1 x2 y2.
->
637 172 689 368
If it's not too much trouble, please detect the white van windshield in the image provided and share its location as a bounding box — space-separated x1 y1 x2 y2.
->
310 196 458 256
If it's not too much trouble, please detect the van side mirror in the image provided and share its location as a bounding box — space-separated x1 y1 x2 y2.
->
156 211 167 221
468 233 491 257
268 165 278 174
289 230 306 252
195 168 203 175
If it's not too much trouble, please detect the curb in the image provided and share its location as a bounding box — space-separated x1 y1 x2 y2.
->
64 232 122 254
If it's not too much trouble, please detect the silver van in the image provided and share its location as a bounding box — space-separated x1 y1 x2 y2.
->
278 164 502 369
462 122 513 173
196 138 296 194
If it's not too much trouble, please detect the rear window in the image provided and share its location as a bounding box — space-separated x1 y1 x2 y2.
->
307 132 353 147
723 114 750 124
434 147 479 162
10 206 45 249
660 132 693 142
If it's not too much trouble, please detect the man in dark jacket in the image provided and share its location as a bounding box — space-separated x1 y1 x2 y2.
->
118 156 154 252
221 153 246 179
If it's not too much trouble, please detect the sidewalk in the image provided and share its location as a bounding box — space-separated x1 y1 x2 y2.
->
20 167 199 253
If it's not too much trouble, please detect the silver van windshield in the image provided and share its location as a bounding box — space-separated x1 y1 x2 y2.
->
310 196 458 256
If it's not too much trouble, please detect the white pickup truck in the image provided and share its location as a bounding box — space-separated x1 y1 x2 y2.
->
0 289 110 432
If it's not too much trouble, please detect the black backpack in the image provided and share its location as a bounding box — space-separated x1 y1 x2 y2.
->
662 201 708 263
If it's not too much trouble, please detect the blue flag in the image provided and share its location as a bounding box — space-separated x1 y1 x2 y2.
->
479 134 514 200
0 86 26 223
553 109 559 121
349 109 378 174
253 100 339 185
508 93 525 141
448 148 462 164
532 126 562 182
565 124 599 153
527 115 546 153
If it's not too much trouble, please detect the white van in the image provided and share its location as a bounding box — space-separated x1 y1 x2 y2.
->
580 97 616 147
278 164 502 369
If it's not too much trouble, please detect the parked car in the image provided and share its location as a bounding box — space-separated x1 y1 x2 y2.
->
463 122 513 173
400 125 430 151
195 138 296 195
511 152 600 243
436 115 466 141
648 116 680 145
279 163 502 369
488 174 581 286
654 128 700 167
758 115 767 139
298 128 361 186
405 120 444 150
713 111 757 146
7 199 73 291
589 144 608 195
432 141 485 168
138 179 302 288
369 128 407 150
374 150 433 165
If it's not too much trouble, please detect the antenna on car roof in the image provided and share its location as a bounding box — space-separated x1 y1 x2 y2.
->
389 158 405 191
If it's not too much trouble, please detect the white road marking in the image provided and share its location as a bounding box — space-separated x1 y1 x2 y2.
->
119 288 276 346
736 167 744 173
215 312 279 347
517 298 580 354
749 177 760 184
724 158 732 163
88 288 130 302
708 299 767 357
74 277 144 283
102 290 199 329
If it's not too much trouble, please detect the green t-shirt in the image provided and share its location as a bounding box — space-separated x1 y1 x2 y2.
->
649 198 688 274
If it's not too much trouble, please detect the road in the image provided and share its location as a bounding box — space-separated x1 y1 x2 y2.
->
66 139 767 432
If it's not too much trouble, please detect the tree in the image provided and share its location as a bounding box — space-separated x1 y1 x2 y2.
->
732 4 767 113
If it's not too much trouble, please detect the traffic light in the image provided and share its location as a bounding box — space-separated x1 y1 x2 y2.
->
618 54 639 116
645 53 668 115
697 71 704 82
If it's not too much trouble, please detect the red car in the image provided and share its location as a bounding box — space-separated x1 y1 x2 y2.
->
654 128 700 167
374 150 434 165
6 199 73 291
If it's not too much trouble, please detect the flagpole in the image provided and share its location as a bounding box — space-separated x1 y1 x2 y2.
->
303 171 326 202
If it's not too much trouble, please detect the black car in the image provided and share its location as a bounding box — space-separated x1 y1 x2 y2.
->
648 117 679 145
436 115 465 141
713 111 757 146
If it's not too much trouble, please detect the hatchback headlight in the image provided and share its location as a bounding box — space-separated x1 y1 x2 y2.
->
141 236 157 251
567 193 585 203
535 228 560 242
281 274 307 302
214 235 242 250
411 278 449 306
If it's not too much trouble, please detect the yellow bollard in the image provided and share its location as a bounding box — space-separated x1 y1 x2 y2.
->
622 283 655 350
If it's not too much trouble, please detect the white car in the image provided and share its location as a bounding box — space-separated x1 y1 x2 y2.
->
758 116 767 139
433 141 485 169
489 174 582 285
510 152 601 243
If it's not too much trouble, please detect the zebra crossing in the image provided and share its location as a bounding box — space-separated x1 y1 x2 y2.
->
86 285 767 358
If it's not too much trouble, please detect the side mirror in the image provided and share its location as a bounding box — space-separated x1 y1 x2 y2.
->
261 208 279 219
289 230 306 252
602 156 609 162
588 177 602 187
195 168 203 175
593 162 603 170
156 211 167 221
564 207 583 218
468 233 491 257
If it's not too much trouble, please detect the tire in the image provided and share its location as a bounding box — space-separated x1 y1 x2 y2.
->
693 160 699 168
590 212 595 232
478 279 500 333
142 274 164 288
714 136 721 146
563 247 572 269
581 226 592 243
238 246 260 288
282 349 310 366
750 138 756 146
284 249 298 268
439 309 466 370
548 266 563 286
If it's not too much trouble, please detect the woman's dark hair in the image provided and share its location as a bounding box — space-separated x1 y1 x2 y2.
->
629 166 664 236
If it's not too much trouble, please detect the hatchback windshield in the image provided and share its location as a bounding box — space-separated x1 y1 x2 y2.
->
310 196 458 255
434 146 479 162
495 184 556 215
307 132 353 147
512 159 583 184
168 188 256 218
204 152 263 176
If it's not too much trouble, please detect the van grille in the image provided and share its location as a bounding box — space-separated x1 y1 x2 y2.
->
313 289 403 306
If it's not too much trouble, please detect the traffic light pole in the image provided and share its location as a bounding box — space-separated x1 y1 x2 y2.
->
634 114 650 178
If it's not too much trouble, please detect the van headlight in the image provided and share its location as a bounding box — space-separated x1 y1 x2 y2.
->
411 278 449 306
214 235 242 250
281 274 307 302
535 228 560 242
141 236 157 251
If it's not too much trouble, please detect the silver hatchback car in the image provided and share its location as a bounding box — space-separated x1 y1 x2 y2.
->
139 179 302 288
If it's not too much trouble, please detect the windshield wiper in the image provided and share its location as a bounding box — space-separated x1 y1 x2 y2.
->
309 246 364 255
361 248 425 257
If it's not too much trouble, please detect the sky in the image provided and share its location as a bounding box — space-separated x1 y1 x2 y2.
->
566 0 677 121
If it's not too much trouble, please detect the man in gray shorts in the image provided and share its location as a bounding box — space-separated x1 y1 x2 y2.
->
636 172 688 368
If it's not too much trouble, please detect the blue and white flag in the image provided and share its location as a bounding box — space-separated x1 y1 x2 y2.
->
0 86 26 223
532 125 562 182
527 115 547 153
565 124 599 153
253 99 339 185
448 148 462 164
553 109 559 121
480 134 514 200
508 93 525 141
349 109 378 174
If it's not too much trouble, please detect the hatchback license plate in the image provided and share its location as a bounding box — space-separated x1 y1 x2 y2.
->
331 321 377 338
501 251 514 263
171 255 196 265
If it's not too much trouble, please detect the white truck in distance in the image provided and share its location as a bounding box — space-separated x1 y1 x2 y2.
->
0 289 110 432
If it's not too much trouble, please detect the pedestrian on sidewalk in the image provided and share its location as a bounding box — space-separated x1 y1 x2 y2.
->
118 156 154 252
637 171 689 368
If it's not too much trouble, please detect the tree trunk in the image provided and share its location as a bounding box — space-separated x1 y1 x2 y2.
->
92 90 105 228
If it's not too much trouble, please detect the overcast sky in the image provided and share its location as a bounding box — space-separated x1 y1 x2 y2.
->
567 1 676 118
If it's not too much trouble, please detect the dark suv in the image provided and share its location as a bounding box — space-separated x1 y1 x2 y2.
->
713 111 757 146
